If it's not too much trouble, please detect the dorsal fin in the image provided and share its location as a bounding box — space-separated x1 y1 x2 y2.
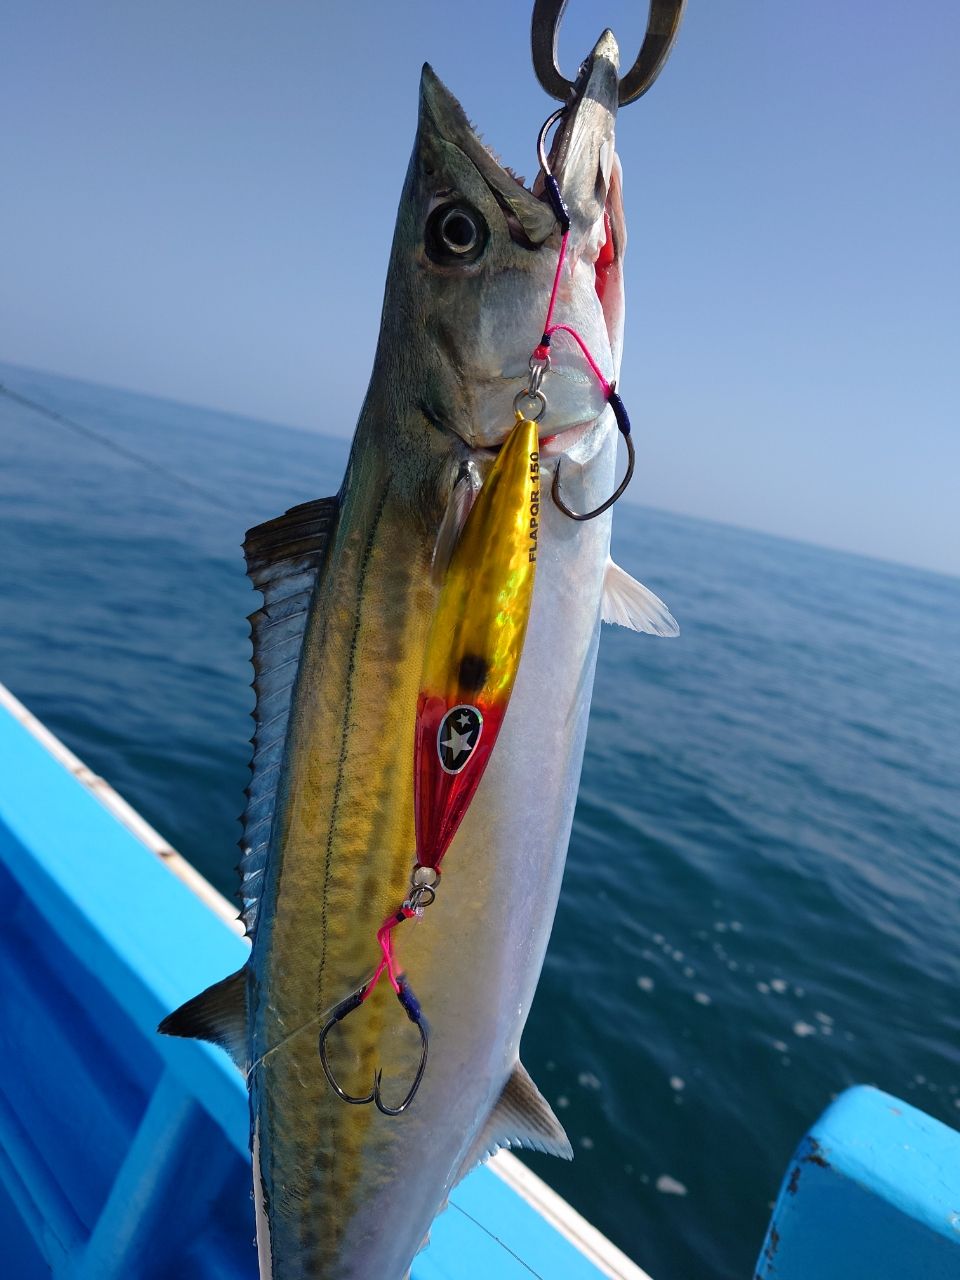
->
239 496 339 937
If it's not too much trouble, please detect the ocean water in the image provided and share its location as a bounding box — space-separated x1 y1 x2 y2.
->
2 360 958 1280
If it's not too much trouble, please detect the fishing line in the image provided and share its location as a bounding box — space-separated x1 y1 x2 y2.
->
0 381 240 513
246 1012 326 1083
446 1199 546 1279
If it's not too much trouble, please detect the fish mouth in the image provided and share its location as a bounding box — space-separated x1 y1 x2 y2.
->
476 30 624 459
536 28 622 252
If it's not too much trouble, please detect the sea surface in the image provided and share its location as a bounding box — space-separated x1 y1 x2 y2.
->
2 360 958 1280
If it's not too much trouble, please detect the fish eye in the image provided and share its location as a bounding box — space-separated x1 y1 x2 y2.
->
425 203 487 265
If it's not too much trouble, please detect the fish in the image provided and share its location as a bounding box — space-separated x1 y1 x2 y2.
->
160 28 677 1280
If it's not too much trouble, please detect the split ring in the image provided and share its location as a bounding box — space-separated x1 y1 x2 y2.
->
514 389 547 422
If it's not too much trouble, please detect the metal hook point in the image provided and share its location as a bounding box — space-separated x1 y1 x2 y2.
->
318 980 429 1116
373 1006 429 1116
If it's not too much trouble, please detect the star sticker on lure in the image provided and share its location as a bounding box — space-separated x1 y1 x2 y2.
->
437 704 483 775
443 725 472 760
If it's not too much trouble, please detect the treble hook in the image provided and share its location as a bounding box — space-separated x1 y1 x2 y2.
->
552 386 635 521
318 978 429 1116
531 0 686 107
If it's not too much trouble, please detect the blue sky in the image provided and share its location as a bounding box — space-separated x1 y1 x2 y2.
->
2 2 957 574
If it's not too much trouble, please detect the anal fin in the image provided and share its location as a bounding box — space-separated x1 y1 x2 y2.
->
455 1061 572 1184
602 556 679 637
158 968 248 1071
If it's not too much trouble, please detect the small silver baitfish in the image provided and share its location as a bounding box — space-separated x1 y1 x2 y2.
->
162 30 677 1280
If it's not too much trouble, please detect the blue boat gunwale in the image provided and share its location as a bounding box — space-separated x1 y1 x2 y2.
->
6 685 960 1278
0 680 653 1280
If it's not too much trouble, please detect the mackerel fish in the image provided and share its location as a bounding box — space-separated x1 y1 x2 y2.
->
161 30 677 1280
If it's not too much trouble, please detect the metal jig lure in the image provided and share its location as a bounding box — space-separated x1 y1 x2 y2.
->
414 413 540 869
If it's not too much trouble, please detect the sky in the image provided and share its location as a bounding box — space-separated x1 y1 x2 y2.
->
2 2 958 575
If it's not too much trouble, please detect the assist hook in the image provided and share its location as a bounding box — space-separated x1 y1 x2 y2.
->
531 0 687 107
551 388 635 521
318 977 429 1116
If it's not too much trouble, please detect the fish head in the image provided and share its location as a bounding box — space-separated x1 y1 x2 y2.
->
376 33 625 464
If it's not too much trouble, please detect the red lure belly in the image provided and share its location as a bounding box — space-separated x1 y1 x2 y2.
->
414 694 507 871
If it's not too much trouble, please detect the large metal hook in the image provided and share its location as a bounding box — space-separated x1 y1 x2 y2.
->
318 979 429 1116
531 0 686 107
552 387 635 521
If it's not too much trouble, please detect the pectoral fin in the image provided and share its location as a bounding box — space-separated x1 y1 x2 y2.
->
455 1061 572 1183
158 968 248 1071
432 461 481 583
602 557 679 637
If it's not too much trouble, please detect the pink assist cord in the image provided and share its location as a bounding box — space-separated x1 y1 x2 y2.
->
530 229 612 399
359 907 416 1002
